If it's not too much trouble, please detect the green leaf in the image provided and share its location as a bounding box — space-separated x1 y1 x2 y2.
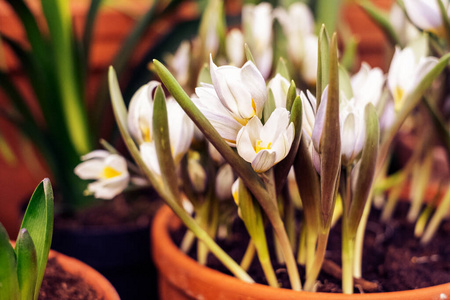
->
263 90 276 124
275 57 291 80
286 80 297 112
357 0 401 46
82 0 103 65
20 179 53 300
315 0 341 35
338 65 353 100
319 33 341 228
0 128 17 165
293 139 321 230
152 85 180 200
0 224 19 300
244 44 256 65
41 0 92 156
340 36 358 72
316 25 330 108
436 0 450 45
347 104 379 236
197 63 212 86
422 97 450 159
15 229 37 300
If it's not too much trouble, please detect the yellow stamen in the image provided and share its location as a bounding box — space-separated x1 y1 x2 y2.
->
393 86 404 111
255 140 272 153
251 98 256 114
102 166 121 179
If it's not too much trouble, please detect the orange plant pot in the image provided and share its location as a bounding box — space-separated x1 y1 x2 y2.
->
152 205 450 300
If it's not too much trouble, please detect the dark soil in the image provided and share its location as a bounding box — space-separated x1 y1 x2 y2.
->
172 202 450 293
38 257 100 300
54 189 162 229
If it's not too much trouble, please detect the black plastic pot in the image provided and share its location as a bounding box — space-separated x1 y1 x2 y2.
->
51 222 157 299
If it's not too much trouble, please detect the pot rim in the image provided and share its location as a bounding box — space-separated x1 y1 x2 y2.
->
49 250 121 300
152 204 450 300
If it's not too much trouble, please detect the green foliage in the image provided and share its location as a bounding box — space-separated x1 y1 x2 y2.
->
0 179 54 300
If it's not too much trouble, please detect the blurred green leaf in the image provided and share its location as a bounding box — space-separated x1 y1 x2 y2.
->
20 179 53 300
263 90 277 124
315 0 341 35
275 57 291 80
338 65 353 100
41 0 92 155
244 44 256 65
15 229 37 300
357 0 400 46
286 80 297 112
340 36 358 72
0 224 19 300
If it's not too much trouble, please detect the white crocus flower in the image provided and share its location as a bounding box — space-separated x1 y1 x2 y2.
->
312 87 366 167
275 3 317 84
128 82 194 175
236 108 294 173
390 3 420 45
351 62 385 108
387 47 439 111
299 90 317 145
404 0 450 36
74 150 129 199
339 95 366 166
267 74 290 108
242 2 274 78
226 29 245 67
127 81 159 145
194 58 267 145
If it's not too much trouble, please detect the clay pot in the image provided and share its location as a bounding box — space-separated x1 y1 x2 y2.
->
49 250 120 300
152 205 450 300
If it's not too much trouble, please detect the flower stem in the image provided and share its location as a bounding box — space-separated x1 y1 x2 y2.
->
353 191 372 279
342 220 355 294
297 225 307 265
421 185 450 245
304 230 329 292
240 241 256 271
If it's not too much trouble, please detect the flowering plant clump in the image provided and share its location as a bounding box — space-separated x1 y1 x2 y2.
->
75 0 450 294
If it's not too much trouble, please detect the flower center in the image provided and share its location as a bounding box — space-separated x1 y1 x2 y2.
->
255 140 272 153
139 121 151 143
393 86 404 110
102 166 122 179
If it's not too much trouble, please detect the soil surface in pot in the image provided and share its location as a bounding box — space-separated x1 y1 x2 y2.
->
172 202 450 293
39 257 99 300
54 189 161 229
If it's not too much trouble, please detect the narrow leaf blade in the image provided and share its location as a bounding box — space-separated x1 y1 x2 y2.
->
20 179 53 300
15 229 37 300
0 224 19 300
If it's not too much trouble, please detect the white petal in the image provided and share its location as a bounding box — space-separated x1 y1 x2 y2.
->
268 74 290 108
240 61 267 115
74 159 105 179
404 0 443 31
81 150 110 161
260 108 291 143
226 29 245 67
251 150 277 172
312 87 329 152
341 113 357 163
140 142 161 175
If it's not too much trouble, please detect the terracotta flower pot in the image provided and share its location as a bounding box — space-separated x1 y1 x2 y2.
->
152 205 450 300
48 250 121 300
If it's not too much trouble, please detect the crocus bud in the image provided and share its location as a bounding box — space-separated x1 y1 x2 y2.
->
236 108 294 172
351 62 385 108
226 29 245 67
75 150 129 199
267 73 290 108
187 151 207 194
242 2 274 78
167 41 191 88
127 81 159 145
215 164 234 200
